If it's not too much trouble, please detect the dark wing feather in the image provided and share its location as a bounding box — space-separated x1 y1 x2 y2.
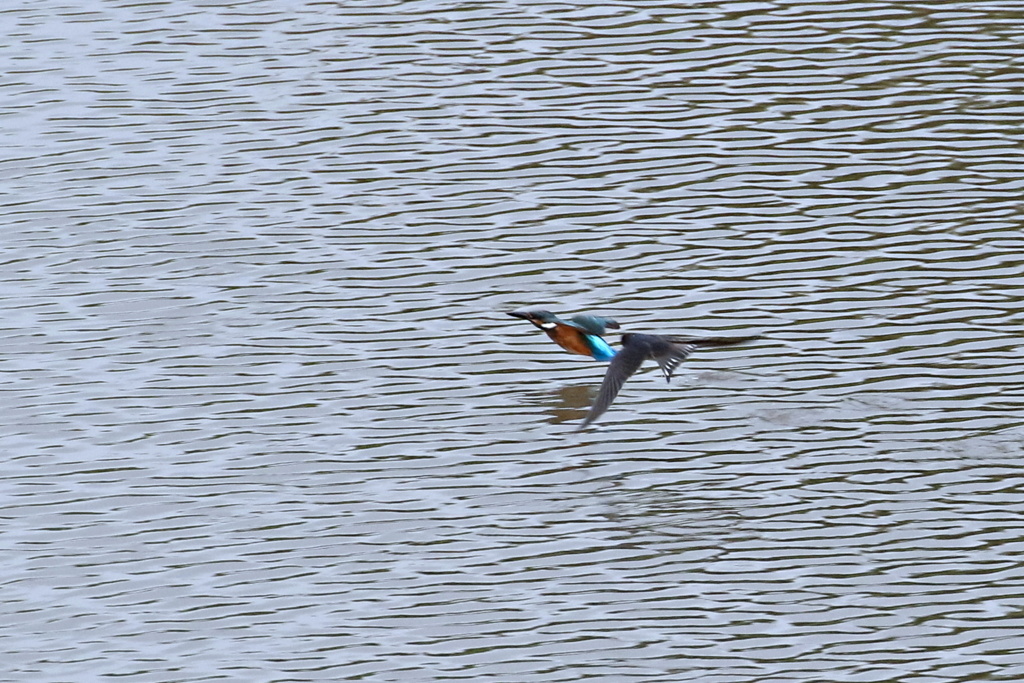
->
655 342 698 383
663 334 763 348
657 334 762 382
577 343 648 431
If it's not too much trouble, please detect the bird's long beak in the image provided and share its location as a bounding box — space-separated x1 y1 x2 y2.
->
507 311 531 320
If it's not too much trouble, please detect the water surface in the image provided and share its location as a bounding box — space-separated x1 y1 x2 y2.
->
3 0 1024 680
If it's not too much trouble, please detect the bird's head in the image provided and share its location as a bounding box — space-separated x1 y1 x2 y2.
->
508 309 557 322
507 309 560 330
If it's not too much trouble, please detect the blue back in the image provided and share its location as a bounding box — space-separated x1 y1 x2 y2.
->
585 334 617 361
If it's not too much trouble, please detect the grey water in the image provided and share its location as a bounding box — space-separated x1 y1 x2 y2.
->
3 0 1024 680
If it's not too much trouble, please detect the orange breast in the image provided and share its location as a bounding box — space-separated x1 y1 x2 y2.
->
546 325 593 357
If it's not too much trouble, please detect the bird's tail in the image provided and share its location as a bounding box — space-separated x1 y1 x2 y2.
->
664 334 763 349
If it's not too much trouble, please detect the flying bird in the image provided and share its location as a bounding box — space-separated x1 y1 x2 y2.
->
507 309 620 361
577 332 760 431
507 308 760 430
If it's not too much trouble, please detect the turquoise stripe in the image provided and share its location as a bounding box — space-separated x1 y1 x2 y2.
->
586 335 617 361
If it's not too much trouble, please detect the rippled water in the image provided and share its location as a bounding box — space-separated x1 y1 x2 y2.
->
3 0 1024 680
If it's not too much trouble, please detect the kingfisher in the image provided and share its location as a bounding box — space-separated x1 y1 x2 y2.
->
507 309 620 361
508 309 760 430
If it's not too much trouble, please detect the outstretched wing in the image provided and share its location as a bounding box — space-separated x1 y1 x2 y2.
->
654 342 698 383
657 334 762 382
663 334 763 348
568 314 621 336
577 343 647 431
